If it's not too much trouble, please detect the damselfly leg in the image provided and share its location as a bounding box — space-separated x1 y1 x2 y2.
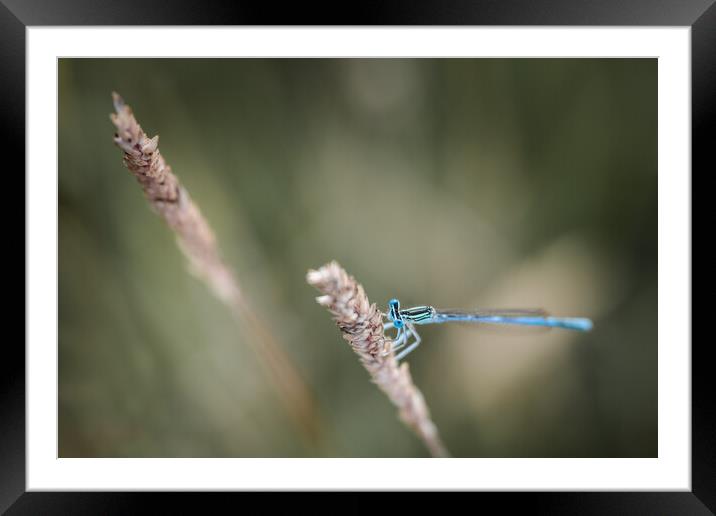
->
382 319 422 361
395 323 422 361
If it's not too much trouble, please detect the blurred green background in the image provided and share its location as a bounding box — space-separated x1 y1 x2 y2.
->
59 58 657 458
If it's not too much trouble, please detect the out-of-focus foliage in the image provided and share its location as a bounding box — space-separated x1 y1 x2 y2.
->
59 58 657 457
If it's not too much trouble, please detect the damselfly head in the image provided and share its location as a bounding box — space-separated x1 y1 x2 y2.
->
388 298 404 328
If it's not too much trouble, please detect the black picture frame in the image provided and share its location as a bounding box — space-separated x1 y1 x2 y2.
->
4 1 709 513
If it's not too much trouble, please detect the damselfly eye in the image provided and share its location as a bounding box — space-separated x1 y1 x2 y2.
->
393 319 404 329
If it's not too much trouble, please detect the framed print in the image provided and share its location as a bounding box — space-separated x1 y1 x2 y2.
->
4 0 710 512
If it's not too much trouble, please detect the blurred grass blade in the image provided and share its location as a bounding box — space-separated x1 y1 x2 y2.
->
110 92 322 445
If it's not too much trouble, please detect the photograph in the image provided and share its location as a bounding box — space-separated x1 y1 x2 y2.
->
58 57 657 458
